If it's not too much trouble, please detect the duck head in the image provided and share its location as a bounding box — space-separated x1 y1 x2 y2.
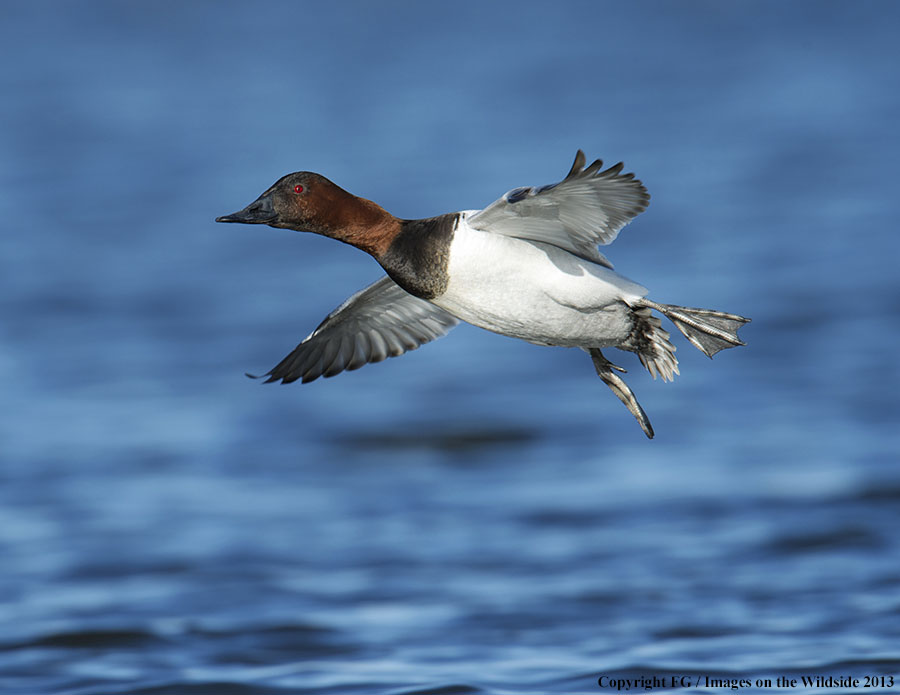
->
216 172 400 256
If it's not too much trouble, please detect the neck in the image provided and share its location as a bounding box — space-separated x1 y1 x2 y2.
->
331 195 402 258
374 213 459 299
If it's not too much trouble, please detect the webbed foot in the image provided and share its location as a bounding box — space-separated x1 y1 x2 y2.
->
589 349 654 439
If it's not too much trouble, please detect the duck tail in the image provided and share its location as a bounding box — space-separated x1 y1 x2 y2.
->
637 299 750 358
622 305 680 382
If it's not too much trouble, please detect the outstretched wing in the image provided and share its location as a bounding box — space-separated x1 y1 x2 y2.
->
466 150 650 268
258 276 459 384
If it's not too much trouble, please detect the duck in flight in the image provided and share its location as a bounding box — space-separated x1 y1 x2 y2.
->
217 151 749 438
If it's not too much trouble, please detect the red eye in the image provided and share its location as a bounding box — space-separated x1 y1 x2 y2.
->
294 184 304 194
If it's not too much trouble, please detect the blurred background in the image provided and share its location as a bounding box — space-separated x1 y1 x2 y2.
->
1 2 898 694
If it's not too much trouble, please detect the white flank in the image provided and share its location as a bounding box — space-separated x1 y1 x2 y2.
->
431 214 648 348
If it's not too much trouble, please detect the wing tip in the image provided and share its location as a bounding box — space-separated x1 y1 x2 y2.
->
566 151 646 188
245 368 303 385
566 149 587 179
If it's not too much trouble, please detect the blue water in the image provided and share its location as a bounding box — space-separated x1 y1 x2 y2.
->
2 2 900 694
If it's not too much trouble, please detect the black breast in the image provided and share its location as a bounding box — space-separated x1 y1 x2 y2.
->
379 213 458 299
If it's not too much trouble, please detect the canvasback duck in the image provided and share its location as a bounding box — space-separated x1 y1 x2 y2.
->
217 151 749 438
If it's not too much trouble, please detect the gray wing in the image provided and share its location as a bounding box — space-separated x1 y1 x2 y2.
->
466 150 650 269
259 276 459 384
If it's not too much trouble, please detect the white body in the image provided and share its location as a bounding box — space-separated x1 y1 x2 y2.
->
431 213 648 348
